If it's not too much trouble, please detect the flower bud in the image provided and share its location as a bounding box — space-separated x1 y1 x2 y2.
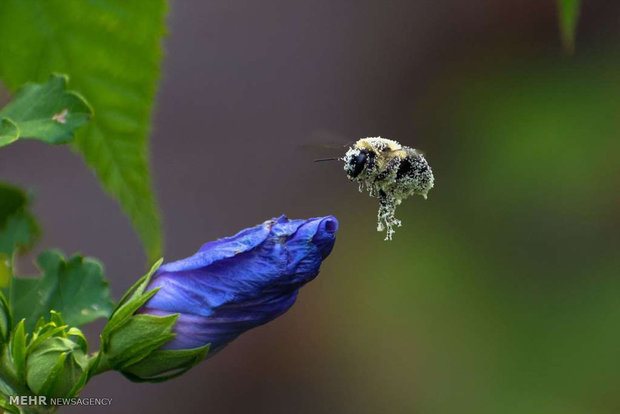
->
141 215 338 352
99 215 337 381
24 312 89 398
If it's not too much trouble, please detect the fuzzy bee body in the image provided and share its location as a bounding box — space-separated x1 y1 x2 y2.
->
342 137 434 240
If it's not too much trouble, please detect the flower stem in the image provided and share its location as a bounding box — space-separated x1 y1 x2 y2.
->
87 351 110 378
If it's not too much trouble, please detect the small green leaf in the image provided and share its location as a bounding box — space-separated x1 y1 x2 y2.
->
11 250 114 332
0 118 18 147
0 183 40 256
557 0 580 54
0 0 167 261
0 74 92 147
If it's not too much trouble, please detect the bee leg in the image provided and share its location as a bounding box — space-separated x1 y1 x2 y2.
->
377 190 401 241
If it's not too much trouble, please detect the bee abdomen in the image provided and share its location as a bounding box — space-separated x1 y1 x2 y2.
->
396 154 427 178
396 154 434 196
396 158 414 179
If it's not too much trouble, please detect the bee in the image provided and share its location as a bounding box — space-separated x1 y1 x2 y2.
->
317 137 434 240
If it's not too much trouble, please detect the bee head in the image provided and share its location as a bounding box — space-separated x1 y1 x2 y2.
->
343 148 372 179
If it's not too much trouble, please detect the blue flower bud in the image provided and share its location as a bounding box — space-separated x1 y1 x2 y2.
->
140 215 338 353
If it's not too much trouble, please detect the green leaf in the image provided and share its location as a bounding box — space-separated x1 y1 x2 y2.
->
0 183 40 257
557 0 580 54
0 118 18 147
0 0 166 261
11 250 114 332
0 74 92 147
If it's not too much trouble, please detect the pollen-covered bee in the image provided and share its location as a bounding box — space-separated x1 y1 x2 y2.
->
334 137 434 240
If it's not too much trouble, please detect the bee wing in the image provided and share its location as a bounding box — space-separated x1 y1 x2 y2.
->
396 146 426 156
299 130 355 164
300 130 354 149
299 143 346 162
298 142 351 150
313 129 351 143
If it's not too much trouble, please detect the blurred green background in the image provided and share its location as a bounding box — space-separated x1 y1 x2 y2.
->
1 1 620 413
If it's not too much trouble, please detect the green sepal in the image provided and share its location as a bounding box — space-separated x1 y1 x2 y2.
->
27 324 68 355
66 328 88 354
100 289 159 349
116 258 163 310
34 350 68 397
122 344 210 383
95 259 184 377
100 258 162 347
26 337 88 398
0 345 20 411
9 319 26 383
106 314 178 369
